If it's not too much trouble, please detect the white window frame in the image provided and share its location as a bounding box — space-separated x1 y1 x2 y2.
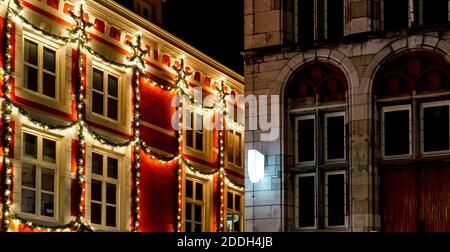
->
295 173 317 230
88 150 121 231
420 101 450 156
225 189 244 232
22 34 60 101
295 115 316 165
91 67 121 122
183 176 207 232
381 104 412 159
19 129 60 222
324 170 347 229
184 108 205 153
324 112 346 162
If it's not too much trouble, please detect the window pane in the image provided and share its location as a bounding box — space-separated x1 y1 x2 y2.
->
107 98 118 120
298 176 315 227
186 203 192 221
326 0 344 40
107 157 118 179
227 192 233 210
41 168 54 192
91 202 102 224
185 221 192 232
43 73 56 98
236 132 242 166
21 189 35 214
234 216 241 232
186 111 193 147
92 153 103 175
93 69 103 91
195 131 203 151
327 116 345 159
384 110 410 156
42 138 56 163
424 105 449 152
228 132 234 163
91 180 102 202
92 91 104 115
297 119 315 162
108 75 118 98
194 223 201 232
25 66 38 92
43 47 56 73
195 182 203 201
235 194 241 211
186 130 193 148
327 174 345 226
24 40 38 65
423 0 448 25
106 206 116 227
41 192 54 217
298 0 314 43
384 0 408 31
22 163 36 188
24 133 37 159
186 180 193 199
194 204 202 222
106 183 116 205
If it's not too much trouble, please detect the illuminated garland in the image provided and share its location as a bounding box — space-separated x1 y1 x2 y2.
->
0 0 244 232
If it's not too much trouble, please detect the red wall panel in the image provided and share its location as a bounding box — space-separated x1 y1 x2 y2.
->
139 151 178 232
140 83 176 131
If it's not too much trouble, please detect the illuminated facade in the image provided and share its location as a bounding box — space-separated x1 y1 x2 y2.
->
0 0 244 232
244 0 450 232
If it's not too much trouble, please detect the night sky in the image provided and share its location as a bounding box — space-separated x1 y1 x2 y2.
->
114 0 244 75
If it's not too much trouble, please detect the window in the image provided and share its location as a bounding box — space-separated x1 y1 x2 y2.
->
92 68 119 120
143 8 149 18
421 102 450 154
21 132 57 218
420 0 448 26
24 38 57 98
325 113 345 160
185 179 204 232
295 115 316 164
226 191 243 232
296 174 316 228
185 109 204 152
325 171 346 228
227 131 242 167
90 152 119 228
323 0 344 40
382 105 412 158
297 0 315 43
382 0 409 31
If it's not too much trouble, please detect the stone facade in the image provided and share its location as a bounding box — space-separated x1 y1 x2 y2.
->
244 0 450 231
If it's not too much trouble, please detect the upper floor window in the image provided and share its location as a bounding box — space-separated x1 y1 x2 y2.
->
418 0 448 26
185 178 204 232
20 132 58 219
92 68 119 121
226 130 243 167
90 152 119 228
382 0 409 31
296 0 344 43
24 38 57 98
226 190 243 232
185 109 204 152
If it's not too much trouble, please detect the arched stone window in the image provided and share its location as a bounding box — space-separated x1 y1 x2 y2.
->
374 51 450 232
286 62 348 230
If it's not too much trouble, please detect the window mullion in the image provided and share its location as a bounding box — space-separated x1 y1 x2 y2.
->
104 73 108 117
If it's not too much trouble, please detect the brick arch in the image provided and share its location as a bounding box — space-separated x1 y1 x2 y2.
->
275 48 358 100
361 35 450 95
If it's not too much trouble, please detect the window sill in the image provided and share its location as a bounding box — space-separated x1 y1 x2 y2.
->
14 213 60 227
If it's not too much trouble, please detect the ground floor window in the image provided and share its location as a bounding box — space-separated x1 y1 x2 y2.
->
226 190 243 232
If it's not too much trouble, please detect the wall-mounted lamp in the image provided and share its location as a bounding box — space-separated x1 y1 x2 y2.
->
248 149 264 183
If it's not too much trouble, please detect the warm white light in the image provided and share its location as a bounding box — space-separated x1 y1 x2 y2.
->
248 149 264 183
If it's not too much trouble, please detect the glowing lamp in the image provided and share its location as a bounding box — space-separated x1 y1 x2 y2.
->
248 149 264 183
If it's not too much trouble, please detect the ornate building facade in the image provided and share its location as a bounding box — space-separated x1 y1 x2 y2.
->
244 0 450 231
0 0 244 232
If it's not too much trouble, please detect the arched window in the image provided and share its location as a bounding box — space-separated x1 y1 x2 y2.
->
286 62 348 230
374 51 450 232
